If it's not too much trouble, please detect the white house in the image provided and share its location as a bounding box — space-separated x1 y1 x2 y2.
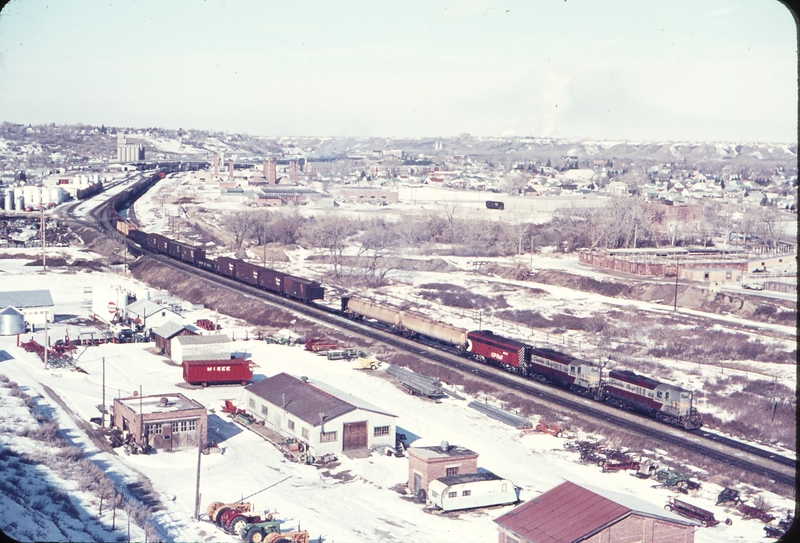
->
0 289 54 329
124 299 182 335
244 372 397 456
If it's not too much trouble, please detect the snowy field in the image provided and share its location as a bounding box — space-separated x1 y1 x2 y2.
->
0 256 794 542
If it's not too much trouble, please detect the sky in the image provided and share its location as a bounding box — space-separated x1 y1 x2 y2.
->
0 0 796 142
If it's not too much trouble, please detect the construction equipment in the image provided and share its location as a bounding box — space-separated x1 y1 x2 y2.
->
304 337 339 352
738 503 776 523
665 497 731 527
764 509 794 539
239 519 310 543
654 469 700 493
716 488 742 506
533 420 562 437
205 501 253 526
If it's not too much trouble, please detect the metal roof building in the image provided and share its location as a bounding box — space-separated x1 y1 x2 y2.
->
494 480 697 543
0 289 54 329
244 372 396 456
171 333 230 364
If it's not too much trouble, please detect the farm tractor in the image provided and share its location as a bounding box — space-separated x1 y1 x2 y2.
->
205 501 278 537
239 519 309 543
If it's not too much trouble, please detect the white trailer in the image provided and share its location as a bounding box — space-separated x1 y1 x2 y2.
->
427 472 518 512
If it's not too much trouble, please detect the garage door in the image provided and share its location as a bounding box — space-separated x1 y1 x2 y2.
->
342 421 368 450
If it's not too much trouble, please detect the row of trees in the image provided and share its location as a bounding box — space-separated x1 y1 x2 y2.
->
216 198 792 283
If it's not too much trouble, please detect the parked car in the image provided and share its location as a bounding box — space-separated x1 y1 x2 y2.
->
742 282 764 290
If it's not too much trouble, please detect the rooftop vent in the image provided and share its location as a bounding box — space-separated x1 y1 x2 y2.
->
300 376 308 383
440 440 450 452
159 397 169 407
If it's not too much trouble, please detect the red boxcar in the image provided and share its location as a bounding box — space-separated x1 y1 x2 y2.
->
467 330 529 370
233 260 262 287
258 267 286 294
217 256 237 278
182 359 253 386
283 275 324 302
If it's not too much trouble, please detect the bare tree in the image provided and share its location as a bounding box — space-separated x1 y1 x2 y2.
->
309 213 357 278
97 477 115 516
222 210 253 251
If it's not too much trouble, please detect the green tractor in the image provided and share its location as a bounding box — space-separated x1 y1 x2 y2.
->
239 518 310 543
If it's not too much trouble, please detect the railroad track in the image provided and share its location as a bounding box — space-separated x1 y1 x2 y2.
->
89 169 797 489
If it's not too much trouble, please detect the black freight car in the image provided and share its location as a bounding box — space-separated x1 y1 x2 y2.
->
258 267 286 294
485 200 505 210
217 256 237 277
195 257 218 273
234 260 262 287
284 276 325 302
128 229 149 247
149 233 169 254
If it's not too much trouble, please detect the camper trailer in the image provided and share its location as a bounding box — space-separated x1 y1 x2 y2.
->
427 472 517 512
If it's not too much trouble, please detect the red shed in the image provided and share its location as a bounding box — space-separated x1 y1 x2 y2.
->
182 359 253 387
494 480 697 543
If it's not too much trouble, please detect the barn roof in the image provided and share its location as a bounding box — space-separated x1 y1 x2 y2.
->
0 290 53 308
245 373 395 427
126 299 171 318
153 321 189 339
493 480 695 543
175 334 230 346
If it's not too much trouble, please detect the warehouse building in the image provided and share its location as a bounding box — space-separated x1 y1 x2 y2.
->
244 372 397 457
0 289 54 329
111 393 207 452
494 480 697 543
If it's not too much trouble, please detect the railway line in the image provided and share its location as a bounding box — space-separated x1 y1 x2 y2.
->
88 168 796 489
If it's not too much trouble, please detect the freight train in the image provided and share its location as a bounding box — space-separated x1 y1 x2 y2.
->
119 208 699 429
341 296 702 430
125 229 325 303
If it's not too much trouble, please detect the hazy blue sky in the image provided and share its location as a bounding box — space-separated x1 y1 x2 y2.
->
0 0 796 142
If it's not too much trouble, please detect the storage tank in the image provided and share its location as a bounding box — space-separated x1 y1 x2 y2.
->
3 190 10 210
29 188 41 208
0 306 26 335
15 196 24 211
400 311 468 349
40 187 52 206
344 297 402 327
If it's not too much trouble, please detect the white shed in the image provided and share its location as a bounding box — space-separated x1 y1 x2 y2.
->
244 372 397 457
427 472 518 512
171 334 231 364
0 290 54 329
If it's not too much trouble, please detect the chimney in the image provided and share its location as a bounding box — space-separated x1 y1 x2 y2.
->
440 440 450 452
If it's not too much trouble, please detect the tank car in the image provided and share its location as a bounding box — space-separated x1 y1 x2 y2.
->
342 297 403 327
603 369 702 429
399 311 468 349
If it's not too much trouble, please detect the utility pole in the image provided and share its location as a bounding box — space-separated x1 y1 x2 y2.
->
41 206 46 271
43 319 48 369
102 357 106 427
194 424 203 520
673 253 680 311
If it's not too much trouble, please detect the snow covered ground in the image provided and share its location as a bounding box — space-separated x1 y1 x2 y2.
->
0 258 794 542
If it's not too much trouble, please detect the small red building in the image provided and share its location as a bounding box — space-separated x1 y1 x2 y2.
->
407 442 479 501
494 480 697 543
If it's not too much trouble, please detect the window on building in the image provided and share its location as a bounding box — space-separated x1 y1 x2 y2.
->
302 428 309 440
448 492 457 498
248 398 255 409
147 423 162 435
171 422 179 432
180 421 188 432
446 467 459 476
188 420 196 431
261 405 268 416
462 490 471 496
374 425 390 437
320 431 337 442
288 420 295 431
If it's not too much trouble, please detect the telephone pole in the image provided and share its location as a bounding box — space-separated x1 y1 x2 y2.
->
194 424 203 520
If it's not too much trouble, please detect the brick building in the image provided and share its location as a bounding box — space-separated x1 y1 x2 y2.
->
494 480 697 543
111 393 207 452
407 442 479 501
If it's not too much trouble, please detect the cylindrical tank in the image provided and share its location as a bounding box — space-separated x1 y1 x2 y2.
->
3 191 9 210
15 196 23 211
400 311 468 348
0 307 26 335
345 297 402 327
29 189 41 208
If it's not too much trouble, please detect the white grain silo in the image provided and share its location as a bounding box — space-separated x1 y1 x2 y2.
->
51 187 66 205
29 188 41 208
0 307 26 335
3 190 10 211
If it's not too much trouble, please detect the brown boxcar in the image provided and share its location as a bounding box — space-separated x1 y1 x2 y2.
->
182 359 253 386
150 233 169 254
233 260 261 287
258 267 286 294
283 275 325 302
217 256 237 278
166 239 184 259
180 244 206 264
